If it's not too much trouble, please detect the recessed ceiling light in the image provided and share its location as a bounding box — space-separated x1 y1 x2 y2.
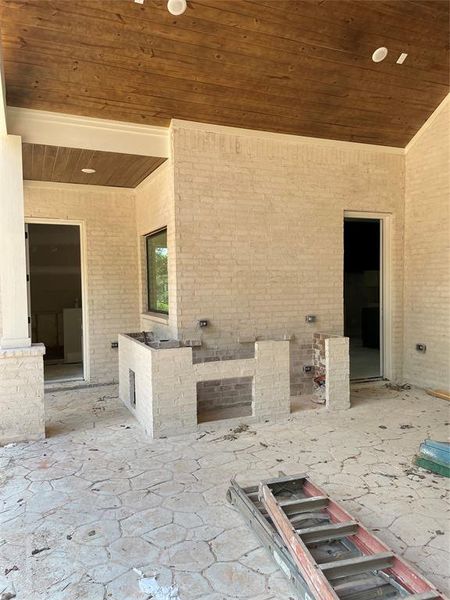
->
372 47 388 63
397 52 408 65
167 0 187 16
81 168 96 174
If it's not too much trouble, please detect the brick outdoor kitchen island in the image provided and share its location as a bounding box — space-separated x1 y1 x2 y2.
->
118 331 351 438
119 333 292 438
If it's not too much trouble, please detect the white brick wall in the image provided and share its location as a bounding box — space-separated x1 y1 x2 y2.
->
0 344 45 444
135 161 178 339
404 100 450 390
171 122 405 394
119 333 157 438
16 101 448 395
24 182 140 384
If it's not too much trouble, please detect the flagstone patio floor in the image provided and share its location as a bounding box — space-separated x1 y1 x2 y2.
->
0 383 448 600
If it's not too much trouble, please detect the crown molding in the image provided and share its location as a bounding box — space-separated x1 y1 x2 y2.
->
23 179 135 194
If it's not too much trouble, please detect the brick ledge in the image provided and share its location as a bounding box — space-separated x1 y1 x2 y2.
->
0 343 45 358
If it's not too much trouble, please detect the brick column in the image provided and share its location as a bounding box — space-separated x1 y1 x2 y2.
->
0 345 46 444
152 347 197 438
325 336 350 410
254 340 291 420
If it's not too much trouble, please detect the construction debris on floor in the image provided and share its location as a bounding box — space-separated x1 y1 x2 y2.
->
415 441 450 478
230 474 446 600
0 383 448 599
426 390 450 402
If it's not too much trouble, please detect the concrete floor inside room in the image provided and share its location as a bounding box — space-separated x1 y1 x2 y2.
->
0 385 448 600
44 362 84 383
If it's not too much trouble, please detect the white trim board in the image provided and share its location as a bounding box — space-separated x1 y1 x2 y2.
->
7 99 449 160
25 218 90 383
23 179 135 194
6 95 449 158
7 107 170 158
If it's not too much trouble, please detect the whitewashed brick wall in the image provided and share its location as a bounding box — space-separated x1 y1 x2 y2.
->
404 100 450 390
119 333 157 437
17 101 448 395
0 344 45 444
135 161 178 339
24 182 140 384
171 122 405 394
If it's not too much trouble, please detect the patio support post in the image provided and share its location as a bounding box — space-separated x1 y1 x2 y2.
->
0 134 30 349
0 133 45 444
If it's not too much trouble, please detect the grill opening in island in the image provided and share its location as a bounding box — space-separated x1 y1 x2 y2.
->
197 376 253 423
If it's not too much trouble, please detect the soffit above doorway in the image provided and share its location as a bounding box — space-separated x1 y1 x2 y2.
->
0 0 449 147
22 143 167 188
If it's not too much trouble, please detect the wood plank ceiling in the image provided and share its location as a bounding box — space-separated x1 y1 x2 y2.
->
22 143 166 187
0 0 449 147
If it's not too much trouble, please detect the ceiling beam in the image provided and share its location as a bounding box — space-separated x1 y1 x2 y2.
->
6 107 170 158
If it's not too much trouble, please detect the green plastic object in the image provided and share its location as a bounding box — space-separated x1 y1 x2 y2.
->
419 439 450 464
414 455 450 478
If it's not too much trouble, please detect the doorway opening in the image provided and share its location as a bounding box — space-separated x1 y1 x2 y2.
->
27 223 84 383
344 217 382 380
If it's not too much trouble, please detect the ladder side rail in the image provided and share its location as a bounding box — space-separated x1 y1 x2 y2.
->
303 477 446 599
227 480 312 599
260 482 340 600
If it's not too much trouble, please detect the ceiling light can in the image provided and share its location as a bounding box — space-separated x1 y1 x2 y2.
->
81 168 96 174
167 0 187 16
372 47 388 63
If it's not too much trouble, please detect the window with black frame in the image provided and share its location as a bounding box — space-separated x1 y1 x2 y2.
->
146 228 168 314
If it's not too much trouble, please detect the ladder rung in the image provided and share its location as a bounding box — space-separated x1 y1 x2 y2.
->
335 577 391 600
290 513 330 527
407 593 441 600
280 495 329 516
297 521 359 543
321 552 394 580
339 583 393 600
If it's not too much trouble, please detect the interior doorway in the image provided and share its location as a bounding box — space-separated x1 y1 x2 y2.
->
344 216 382 380
26 222 84 383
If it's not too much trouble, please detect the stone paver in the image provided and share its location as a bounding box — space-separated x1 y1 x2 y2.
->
0 383 448 599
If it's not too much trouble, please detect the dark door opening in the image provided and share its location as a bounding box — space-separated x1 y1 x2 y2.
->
344 218 381 380
27 223 84 383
